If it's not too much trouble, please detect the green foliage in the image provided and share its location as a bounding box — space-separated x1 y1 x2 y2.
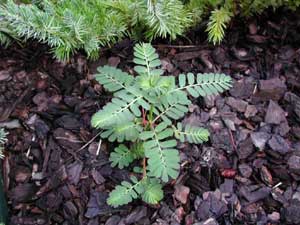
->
0 129 7 159
95 66 135 93
0 0 127 60
0 27 11 47
91 43 232 207
152 93 190 125
0 15 20 47
140 121 180 182
1 0 299 57
240 0 300 15
144 0 192 40
206 7 232 45
0 0 191 60
0 177 7 225
107 176 163 207
174 122 210 144
185 0 300 44
109 145 135 169
176 72 232 97
109 143 144 169
0 128 7 225
141 178 163 204
107 176 144 207
101 121 143 142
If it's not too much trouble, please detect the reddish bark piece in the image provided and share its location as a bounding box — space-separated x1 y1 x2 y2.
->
174 184 190 204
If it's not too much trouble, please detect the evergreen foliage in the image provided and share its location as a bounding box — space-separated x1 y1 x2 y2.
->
186 0 300 44
0 128 7 225
0 128 7 159
0 0 299 58
144 0 191 40
91 43 232 207
206 7 233 45
0 0 127 60
0 0 191 60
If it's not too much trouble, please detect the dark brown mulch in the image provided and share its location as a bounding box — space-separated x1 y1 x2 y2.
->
1 9 300 225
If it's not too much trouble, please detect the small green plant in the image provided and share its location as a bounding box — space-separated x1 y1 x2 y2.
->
0 128 7 159
0 128 8 224
91 43 232 207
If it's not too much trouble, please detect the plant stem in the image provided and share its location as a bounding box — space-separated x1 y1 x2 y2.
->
142 158 147 178
148 105 154 126
141 104 155 178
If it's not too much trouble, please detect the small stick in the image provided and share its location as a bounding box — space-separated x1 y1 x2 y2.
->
96 139 102 156
153 44 208 49
64 131 102 163
75 131 102 153
228 129 237 151
0 86 31 122
272 182 282 190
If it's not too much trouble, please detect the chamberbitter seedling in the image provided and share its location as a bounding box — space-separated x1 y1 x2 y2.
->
91 43 232 207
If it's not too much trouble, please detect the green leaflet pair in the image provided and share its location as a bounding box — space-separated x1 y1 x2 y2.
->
91 43 232 207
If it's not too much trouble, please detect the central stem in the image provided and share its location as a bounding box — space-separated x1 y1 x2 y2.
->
142 158 146 178
148 105 154 127
142 104 154 178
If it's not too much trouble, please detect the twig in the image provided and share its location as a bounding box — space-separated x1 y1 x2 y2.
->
153 44 208 49
0 86 31 122
228 128 237 151
75 131 102 153
272 182 282 190
26 147 31 158
64 131 102 163
55 137 83 143
96 138 102 156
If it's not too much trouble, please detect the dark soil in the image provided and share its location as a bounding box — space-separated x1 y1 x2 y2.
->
1 9 300 225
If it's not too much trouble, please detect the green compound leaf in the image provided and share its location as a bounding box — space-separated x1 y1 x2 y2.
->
107 176 164 207
153 90 190 124
141 178 163 204
101 121 143 142
133 43 162 77
137 75 175 97
107 176 144 207
174 122 209 144
95 66 134 93
109 144 134 169
91 94 146 128
140 122 180 182
109 143 145 169
171 72 232 97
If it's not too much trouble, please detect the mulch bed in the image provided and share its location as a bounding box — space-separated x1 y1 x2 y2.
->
1 9 300 225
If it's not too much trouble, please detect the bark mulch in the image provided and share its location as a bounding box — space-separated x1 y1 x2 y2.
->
1 9 300 225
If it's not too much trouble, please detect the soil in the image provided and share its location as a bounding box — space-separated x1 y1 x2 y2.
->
1 8 300 225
